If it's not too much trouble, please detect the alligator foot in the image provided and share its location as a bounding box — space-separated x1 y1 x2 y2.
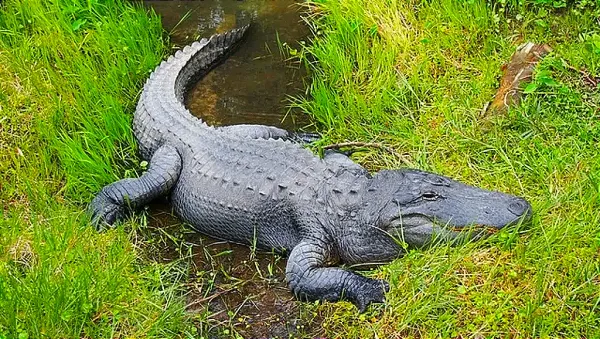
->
89 145 182 229
89 193 128 227
339 274 389 312
286 240 389 312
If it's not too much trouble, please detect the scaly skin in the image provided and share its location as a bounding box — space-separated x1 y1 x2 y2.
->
90 26 532 312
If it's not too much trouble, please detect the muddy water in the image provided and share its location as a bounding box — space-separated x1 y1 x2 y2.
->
141 1 321 338
144 0 312 129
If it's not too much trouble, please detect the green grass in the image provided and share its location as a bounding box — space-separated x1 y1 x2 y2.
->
0 0 195 338
2 0 599 338
295 0 600 337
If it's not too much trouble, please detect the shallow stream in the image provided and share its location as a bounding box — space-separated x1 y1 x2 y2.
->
144 0 311 129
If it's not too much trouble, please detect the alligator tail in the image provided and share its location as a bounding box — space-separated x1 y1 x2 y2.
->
174 25 251 101
134 25 251 160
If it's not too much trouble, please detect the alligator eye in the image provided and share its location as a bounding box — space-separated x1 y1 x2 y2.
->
422 191 439 200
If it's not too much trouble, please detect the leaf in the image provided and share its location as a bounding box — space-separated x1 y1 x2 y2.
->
535 70 559 87
523 83 538 94
71 18 87 32
536 70 552 79
539 76 559 87
535 19 548 28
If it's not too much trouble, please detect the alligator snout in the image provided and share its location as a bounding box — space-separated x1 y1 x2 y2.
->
508 198 531 218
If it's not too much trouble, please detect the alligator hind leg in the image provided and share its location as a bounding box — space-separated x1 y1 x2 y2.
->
89 144 182 229
219 124 320 144
286 240 389 312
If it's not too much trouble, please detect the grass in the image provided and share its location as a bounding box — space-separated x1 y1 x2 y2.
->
0 0 195 338
294 0 600 337
1 0 599 338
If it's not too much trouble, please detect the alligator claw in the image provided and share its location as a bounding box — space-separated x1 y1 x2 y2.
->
88 193 124 230
353 278 389 313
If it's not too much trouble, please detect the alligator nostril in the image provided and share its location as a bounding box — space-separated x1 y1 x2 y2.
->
508 199 530 216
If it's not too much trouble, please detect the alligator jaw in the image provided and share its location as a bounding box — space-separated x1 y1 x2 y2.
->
388 211 531 248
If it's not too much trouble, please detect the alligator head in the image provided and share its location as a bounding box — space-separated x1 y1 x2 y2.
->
374 169 531 245
338 169 532 265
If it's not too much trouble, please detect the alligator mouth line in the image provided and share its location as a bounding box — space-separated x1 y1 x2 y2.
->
390 214 527 234
390 216 519 235
448 225 499 234
446 213 531 234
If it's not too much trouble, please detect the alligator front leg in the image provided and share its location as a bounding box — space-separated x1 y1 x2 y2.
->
89 144 182 228
286 240 389 312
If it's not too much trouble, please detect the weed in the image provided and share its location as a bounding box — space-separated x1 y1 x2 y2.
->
2 0 599 337
0 0 195 337
295 0 600 337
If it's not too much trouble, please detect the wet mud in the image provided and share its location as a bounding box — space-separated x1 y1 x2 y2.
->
140 1 321 337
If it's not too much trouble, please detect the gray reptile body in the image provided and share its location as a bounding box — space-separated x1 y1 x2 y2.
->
90 26 532 311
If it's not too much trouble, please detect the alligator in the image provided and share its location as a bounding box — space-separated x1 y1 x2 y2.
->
90 25 532 312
